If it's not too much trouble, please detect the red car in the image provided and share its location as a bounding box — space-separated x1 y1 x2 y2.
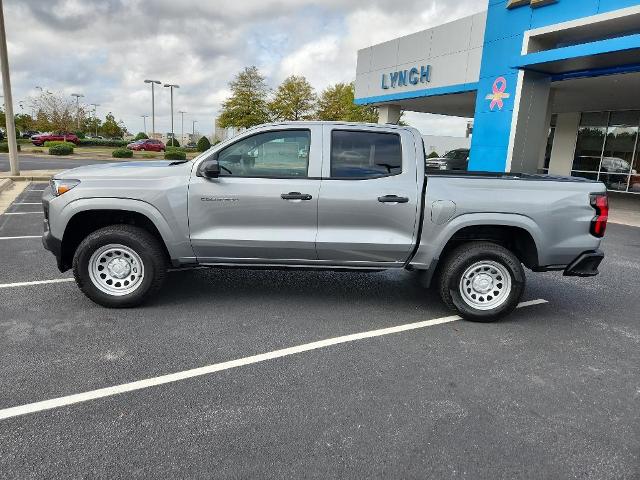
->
31 132 79 146
126 139 166 152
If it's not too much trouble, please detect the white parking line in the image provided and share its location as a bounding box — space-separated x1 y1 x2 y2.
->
0 278 74 289
13 202 41 205
2 212 43 215
0 298 547 421
0 235 41 240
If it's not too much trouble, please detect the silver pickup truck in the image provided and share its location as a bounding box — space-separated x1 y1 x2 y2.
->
42 122 608 321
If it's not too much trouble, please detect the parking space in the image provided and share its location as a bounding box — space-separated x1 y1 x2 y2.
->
0 185 638 478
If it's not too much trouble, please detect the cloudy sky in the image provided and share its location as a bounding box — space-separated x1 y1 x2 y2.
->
3 0 486 137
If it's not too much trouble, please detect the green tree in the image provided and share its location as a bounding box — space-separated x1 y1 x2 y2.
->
134 132 148 140
427 151 440 158
316 82 378 123
218 66 270 128
100 112 125 138
197 136 211 152
268 75 316 121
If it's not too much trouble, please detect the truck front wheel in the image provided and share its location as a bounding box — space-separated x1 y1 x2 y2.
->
437 241 525 322
72 225 167 308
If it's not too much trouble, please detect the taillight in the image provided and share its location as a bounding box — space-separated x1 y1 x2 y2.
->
589 193 608 238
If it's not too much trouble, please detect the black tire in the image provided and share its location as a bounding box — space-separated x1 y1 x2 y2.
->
72 225 167 308
437 241 525 322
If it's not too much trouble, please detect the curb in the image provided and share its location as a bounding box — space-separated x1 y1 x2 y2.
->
0 178 13 193
0 175 52 182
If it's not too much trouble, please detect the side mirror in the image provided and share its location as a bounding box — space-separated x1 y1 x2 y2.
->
198 158 220 178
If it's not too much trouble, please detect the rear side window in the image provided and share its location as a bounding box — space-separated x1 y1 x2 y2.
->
330 130 402 178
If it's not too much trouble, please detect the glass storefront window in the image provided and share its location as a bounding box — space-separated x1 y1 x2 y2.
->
542 114 557 173
571 110 640 193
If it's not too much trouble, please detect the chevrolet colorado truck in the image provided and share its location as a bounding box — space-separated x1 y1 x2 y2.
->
42 122 608 321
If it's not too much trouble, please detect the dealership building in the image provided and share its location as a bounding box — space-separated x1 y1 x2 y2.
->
355 0 640 195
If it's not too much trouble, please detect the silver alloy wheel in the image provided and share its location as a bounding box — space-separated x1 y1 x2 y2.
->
88 244 145 296
459 260 512 311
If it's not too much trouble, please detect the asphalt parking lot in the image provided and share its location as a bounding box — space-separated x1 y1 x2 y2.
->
0 183 638 479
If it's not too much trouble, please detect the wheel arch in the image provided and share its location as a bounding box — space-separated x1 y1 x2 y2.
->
57 199 183 271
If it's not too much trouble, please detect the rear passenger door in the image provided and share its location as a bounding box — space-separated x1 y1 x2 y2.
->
316 125 421 266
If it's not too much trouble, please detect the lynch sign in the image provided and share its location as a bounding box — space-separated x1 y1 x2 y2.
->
381 65 431 89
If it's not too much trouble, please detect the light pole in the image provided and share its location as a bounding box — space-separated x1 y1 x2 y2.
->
141 114 149 135
144 79 161 138
90 103 100 137
163 83 179 146
178 110 186 145
71 93 84 129
0 0 19 175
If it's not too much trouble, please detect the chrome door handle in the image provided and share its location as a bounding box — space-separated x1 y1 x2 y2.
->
378 195 409 203
281 192 313 200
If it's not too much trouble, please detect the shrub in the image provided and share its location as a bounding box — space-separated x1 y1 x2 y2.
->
78 138 128 147
49 143 74 155
197 136 211 152
44 140 76 148
134 132 148 141
427 151 440 159
164 150 186 160
0 142 21 153
74 131 86 139
112 148 133 158
165 145 185 152
166 137 180 147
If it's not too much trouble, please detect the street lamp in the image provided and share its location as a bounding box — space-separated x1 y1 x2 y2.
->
90 103 100 137
71 93 84 129
141 114 149 135
178 110 186 145
144 79 161 138
163 83 179 146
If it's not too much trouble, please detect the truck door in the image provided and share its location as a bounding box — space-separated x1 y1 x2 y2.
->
316 125 421 265
188 126 321 263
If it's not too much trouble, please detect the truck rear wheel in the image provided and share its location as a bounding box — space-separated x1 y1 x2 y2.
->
437 241 525 322
72 225 167 308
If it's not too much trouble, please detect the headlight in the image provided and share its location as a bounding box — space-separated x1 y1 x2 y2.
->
50 178 80 196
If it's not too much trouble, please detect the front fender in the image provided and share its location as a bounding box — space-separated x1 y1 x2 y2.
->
53 197 194 262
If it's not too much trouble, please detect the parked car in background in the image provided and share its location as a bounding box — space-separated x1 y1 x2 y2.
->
426 148 470 171
31 132 79 146
126 139 165 152
21 130 40 139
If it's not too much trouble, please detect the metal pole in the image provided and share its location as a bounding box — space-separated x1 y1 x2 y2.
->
151 83 155 138
163 84 179 146
0 0 19 175
178 111 185 145
90 103 99 137
71 93 84 129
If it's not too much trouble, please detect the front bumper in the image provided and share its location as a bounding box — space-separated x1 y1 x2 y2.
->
42 190 65 271
563 250 604 277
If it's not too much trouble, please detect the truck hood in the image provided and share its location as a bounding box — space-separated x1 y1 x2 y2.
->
55 161 189 179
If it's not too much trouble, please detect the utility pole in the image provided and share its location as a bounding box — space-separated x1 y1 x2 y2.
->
141 114 149 135
0 0 19 175
178 110 186 145
144 79 161 138
90 103 100 137
71 93 84 129
163 83 179 145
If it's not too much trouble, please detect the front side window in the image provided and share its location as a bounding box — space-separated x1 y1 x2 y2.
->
330 130 402 178
217 130 310 178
